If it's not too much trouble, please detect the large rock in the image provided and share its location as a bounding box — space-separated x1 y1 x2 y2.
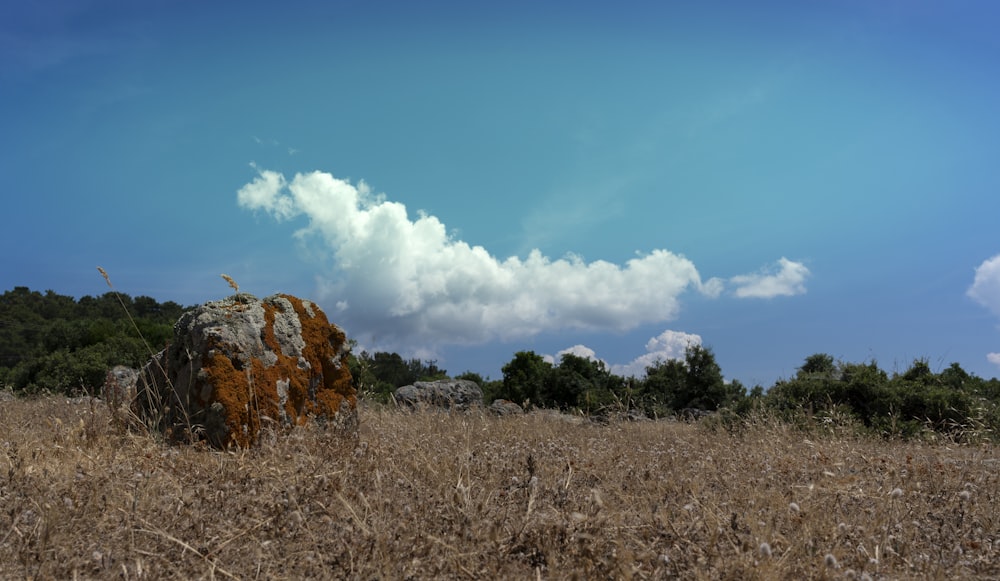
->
394 379 483 410
137 293 356 447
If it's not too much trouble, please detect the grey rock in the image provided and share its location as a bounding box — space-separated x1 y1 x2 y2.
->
533 409 586 425
394 379 483 410
678 408 712 421
589 408 649 425
488 399 524 416
626 408 649 422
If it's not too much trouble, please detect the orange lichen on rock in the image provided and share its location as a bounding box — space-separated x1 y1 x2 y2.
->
276 294 356 419
201 348 264 448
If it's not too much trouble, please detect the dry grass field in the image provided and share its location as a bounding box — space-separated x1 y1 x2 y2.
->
1 395 998 580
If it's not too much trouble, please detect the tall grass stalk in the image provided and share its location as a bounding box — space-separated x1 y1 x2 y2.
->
96 266 194 441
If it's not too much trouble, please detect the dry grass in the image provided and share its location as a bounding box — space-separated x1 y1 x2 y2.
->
1 397 998 580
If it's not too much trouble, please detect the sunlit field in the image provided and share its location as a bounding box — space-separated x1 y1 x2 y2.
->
1 395 997 579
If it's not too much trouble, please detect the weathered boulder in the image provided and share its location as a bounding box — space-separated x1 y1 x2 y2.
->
394 379 483 410
137 293 356 447
103 365 138 411
488 399 524 416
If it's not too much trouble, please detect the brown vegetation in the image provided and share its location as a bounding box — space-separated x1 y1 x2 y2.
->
1 396 998 579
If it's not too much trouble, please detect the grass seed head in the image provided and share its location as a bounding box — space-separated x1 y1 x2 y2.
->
97 266 112 287
221 273 240 293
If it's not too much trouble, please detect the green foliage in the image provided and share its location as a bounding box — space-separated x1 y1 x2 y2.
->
677 345 730 411
492 346 747 417
495 351 629 411
500 351 552 407
641 357 686 412
799 353 836 377
0 287 188 394
541 353 605 410
639 345 740 414
765 354 1000 441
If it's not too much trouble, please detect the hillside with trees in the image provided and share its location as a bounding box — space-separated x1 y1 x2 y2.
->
0 287 186 393
3 286 1000 441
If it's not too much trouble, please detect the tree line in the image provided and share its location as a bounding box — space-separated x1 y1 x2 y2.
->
0 287 186 393
350 343 1000 440
4 286 1000 441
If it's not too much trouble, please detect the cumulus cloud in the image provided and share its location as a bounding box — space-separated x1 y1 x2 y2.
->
967 255 1000 369
730 257 810 299
237 164 294 220
237 168 800 350
968 254 1000 318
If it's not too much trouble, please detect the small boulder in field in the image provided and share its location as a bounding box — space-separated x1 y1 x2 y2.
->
394 379 483 411
488 399 524 416
103 365 138 411
137 293 356 447
678 408 712 422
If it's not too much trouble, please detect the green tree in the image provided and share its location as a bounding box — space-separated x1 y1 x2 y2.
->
639 345 735 413
798 353 836 379
501 351 552 407
542 353 611 410
676 345 728 411
642 357 687 412
939 362 971 390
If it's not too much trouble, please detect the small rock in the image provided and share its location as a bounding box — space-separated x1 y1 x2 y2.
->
488 399 524 416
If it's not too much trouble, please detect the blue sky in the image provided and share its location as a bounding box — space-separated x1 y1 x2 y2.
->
3 0 1000 385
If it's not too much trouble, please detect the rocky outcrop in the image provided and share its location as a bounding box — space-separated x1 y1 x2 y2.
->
394 379 483 410
137 293 356 447
488 399 524 416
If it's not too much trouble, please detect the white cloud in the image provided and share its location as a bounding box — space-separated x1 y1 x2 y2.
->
238 168 799 350
968 254 1000 318
610 330 702 377
730 257 810 299
556 344 604 365
988 353 1000 368
236 165 294 220
967 255 1000 370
